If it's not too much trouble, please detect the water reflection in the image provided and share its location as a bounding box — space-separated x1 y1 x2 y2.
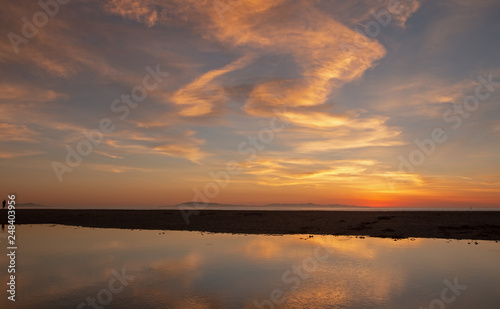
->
0 225 499 308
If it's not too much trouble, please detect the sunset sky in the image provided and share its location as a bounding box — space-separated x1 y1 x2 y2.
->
1 0 499 208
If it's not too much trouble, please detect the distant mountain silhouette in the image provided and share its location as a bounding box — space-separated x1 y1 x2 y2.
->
170 202 369 209
8 202 369 210
264 203 369 208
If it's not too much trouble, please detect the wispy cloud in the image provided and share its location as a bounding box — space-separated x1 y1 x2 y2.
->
0 149 45 159
0 123 39 142
104 129 209 164
105 0 159 27
171 54 255 117
0 82 65 102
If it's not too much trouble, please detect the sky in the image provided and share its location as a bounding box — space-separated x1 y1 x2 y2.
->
1 0 499 208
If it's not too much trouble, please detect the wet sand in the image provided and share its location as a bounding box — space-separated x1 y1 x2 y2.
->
3 209 500 240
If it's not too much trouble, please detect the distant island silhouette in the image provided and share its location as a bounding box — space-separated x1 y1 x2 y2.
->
167 202 370 210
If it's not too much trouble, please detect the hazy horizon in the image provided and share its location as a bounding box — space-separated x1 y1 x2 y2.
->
11 201 500 210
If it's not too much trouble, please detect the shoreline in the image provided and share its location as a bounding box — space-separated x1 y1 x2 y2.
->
3 209 500 240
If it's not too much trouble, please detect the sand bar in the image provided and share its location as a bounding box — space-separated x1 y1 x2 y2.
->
2 209 500 241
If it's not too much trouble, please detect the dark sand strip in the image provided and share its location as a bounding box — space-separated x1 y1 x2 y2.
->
2 209 500 240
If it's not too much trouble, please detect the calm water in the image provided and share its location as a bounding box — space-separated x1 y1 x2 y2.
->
1 225 499 308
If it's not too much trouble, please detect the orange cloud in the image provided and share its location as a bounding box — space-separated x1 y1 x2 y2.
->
206 1 387 115
104 0 388 122
324 0 421 28
0 82 65 102
268 111 404 154
105 0 159 27
0 149 45 159
171 54 255 117
105 129 209 164
242 157 380 186
0 123 39 142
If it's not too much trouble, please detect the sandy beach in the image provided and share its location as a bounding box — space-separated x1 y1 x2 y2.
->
3 209 500 241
